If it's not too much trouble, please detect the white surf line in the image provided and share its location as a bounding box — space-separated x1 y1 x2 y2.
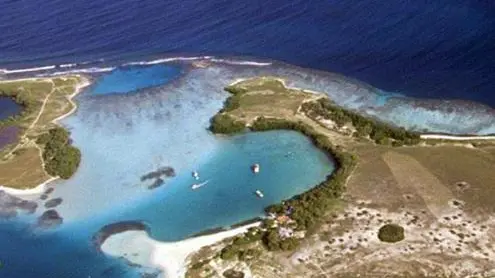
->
0 65 56 74
102 222 261 278
420 134 495 141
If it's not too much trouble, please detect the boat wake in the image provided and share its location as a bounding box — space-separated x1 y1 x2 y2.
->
191 180 209 190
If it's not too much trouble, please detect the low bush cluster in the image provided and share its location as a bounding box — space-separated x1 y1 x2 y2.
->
301 99 420 145
209 114 246 134
377 224 405 243
37 127 81 179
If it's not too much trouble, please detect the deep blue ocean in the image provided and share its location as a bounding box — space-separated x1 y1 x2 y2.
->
1 0 494 106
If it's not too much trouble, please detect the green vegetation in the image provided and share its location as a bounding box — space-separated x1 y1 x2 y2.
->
219 227 263 260
222 269 245 278
190 259 211 270
301 98 421 145
377 224 405 243
219 223 298 262
209 114 246 134
221 86 247 112
261 228 300 251
36 127 81 179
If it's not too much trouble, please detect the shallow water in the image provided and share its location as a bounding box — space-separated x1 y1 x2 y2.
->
0 97 21 121
90 64 182 95
0 62 338 277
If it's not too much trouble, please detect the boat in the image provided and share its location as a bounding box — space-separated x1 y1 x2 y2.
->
192 171 199 180
191 180 209 190
255 189 264 198
251 163 260 174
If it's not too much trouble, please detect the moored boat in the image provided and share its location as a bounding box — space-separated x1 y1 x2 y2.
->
255 189 264 198
251 163 260 174
192 171 199 180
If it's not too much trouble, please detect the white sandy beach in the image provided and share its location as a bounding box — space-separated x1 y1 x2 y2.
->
420 134 495 141
0 177 55 196
101 222 260 278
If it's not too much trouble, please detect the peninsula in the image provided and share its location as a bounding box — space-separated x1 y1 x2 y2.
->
185 77 495 278
0 76 89 191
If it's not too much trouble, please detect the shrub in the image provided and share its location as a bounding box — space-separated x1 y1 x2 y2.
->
37 127 81 179
223 269 245 278
220 245 239 260
209 114 246 134
378 224 405 243
301 99 420 146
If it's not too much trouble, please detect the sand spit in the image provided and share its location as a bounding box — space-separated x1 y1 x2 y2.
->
101 222 260 278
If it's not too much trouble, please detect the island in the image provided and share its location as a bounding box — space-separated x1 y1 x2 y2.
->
0 76 88 191
185 77 495 278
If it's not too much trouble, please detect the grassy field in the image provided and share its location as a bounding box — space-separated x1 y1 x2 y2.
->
0 76 83 189
227 77 315 122
0 147 48 189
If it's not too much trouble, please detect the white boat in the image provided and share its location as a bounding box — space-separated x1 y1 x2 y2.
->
255 189 264 198
192 171 199 180
191 180 209 190
251 163 260 174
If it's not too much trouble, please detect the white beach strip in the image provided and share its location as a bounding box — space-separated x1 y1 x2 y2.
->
101 222 261 278
420 134 495 141
0 177 56 196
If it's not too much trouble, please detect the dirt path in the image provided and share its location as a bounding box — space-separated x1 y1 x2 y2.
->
28 79 55 129
4 80 55 159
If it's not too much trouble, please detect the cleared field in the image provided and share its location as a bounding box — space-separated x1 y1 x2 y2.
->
0 147 48 189
382 151 455 218
228 77 314 122
396 146 495 213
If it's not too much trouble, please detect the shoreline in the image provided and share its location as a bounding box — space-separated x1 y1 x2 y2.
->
101 222 261 278
228 78 495 140
51 75 91 123
0 176 55 196
0 75 91 196
420 134 495 141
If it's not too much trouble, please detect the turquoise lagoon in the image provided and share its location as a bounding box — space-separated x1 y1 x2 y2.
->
0 61 335 278
2 58 495 278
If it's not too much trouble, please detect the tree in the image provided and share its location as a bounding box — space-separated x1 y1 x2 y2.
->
378 224 405 243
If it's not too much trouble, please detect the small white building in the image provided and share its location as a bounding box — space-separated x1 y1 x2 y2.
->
278 227 294 239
